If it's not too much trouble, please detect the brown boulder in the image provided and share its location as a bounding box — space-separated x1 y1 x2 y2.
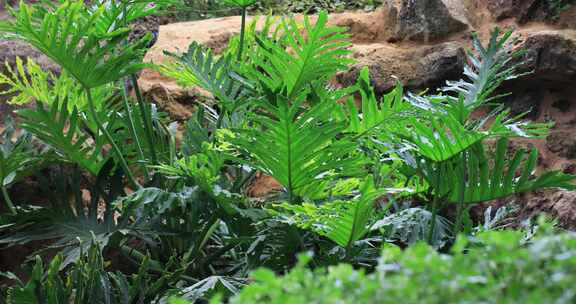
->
524 189 576 230
142 84 207 122
337 42 465 95
485 0 572 23
381 0 469 42
505 87 545 120
547 131 576 159
519 32 576 83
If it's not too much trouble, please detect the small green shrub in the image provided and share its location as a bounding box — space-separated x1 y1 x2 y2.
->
221 227 576 303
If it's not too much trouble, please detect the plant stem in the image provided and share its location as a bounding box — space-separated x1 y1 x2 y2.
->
427 193 440 245
1 186 16 214
454 154 467 234
237 7 247 61
131 75 158 165
215 109 225 130
85 87 141 189
120 0 158 165
427 171 440 245
121 84 150 181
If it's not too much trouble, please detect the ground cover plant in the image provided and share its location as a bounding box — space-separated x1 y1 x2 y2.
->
0 0 575 303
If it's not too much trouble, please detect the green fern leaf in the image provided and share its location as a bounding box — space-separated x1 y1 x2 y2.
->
0 57 111 112
345 67 406 135
0 1 149 88
161 42 246 109
274 177 382 248
17 100 111 175
0 117 40 188
424 138 576 204
249 11 354 98
401 115 488 163
233 93 361 200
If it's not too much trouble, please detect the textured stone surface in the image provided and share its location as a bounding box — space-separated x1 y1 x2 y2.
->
520 32 576 82
547 131 576 159
505 87 545 119
486 0 564 23
380 0 469 42
524 189 576 229
337 42 465 94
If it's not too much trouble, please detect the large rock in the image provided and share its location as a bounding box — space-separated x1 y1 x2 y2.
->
380 0 469 42
520 31 576 83
505 86 545 120
498 30 576 123
547 131 576 159
524 189 576 229
486 0 566 23
337 42 465 95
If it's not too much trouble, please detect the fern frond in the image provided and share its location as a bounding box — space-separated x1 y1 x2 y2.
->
233 93 361 200
442 28 525 107
0 1 149 88
153 151 224 189
345 67 406 135
274 177 383 248
249 11 354 98
17 100 111 175
161 42 246 108
424 138 576 204
0 117 40 187
0 57 111 112
401 115 488 163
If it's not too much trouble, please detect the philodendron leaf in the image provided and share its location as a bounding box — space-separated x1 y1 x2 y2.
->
274 176 384 248
423 138 576 204
0 1 150 88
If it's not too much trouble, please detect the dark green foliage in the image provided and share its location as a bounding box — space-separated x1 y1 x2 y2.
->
372 208 452 249
17 101 112 175
222 226 576 304
0 162 128 269
4 241 174 304
0 1 575 303
0 117 40 213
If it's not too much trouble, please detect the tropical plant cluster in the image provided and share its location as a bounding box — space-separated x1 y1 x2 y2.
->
0 0 574 303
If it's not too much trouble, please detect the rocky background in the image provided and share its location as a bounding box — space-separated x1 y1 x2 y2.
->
1 0 576 227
